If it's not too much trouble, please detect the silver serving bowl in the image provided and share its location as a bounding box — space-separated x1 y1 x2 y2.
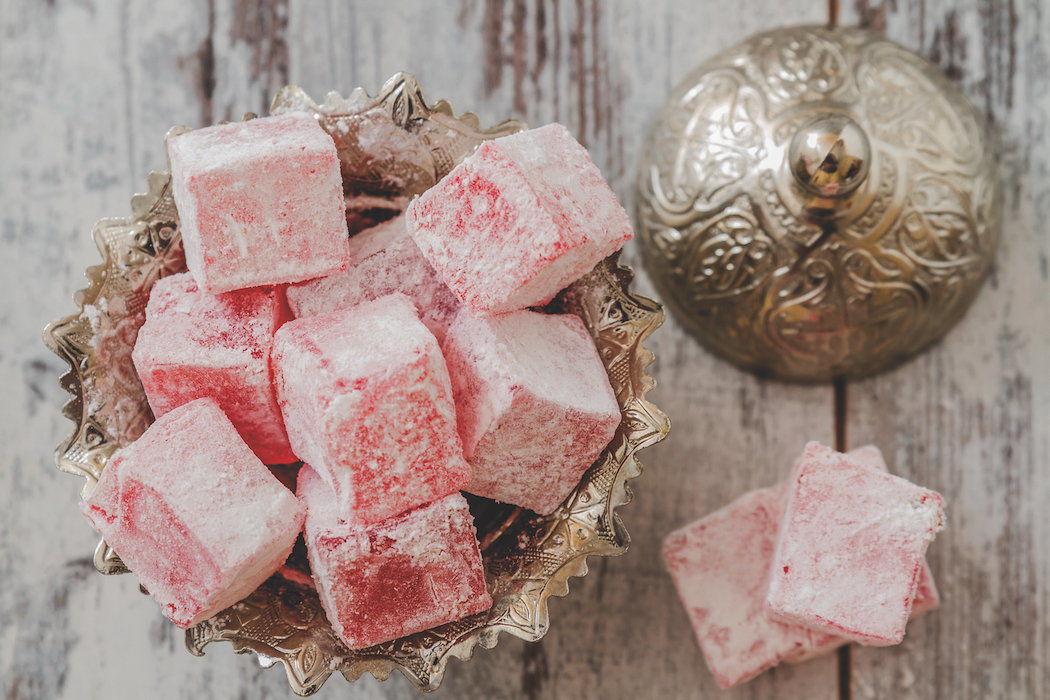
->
43 73 668 695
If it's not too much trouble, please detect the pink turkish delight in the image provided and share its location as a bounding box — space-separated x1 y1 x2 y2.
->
81 398 305 629
168 113 350 294
406 123 633 317
272 293 471 524
299 466 491 649
910 561 942 617
839 445 940 618
442 309 620 514
132 272 295 464
662 444 940 687
767 442 945 646
286 214 462 343
663 484 842 689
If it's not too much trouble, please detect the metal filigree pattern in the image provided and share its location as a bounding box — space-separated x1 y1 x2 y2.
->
44 73 668 694
43 169 182 493
636 26 1000 381
270 75 528 231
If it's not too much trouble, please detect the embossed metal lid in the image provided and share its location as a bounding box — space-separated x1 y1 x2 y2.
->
636 25 1000 382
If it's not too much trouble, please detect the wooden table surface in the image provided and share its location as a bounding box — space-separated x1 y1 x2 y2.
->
2 1 1046 698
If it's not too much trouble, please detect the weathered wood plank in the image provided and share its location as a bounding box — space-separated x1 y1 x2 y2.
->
841 2 1050 698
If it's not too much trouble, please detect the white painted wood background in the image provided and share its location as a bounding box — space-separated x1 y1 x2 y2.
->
1 0 1046 698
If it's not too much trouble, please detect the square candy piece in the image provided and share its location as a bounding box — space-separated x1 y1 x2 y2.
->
776 447 938 663
443 309 620 515
81 398 305 629
286 214 462 343
299 466 491 649
168 112 350 293
663 484 843 689
840 445 940 618
272 293 471 524
663 444 941 688
132 272 295 464
767 442 945 646
406 123 633 317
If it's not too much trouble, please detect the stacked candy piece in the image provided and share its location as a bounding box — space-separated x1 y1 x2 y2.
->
662 442 945 689
81 113 632 650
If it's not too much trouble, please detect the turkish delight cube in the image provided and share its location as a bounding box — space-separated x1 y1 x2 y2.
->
81 398 305 629
299 466 491 649
406 123 633 317
132 272 295 464
839 445 940 618
663 444 941 687
663 484 842 689
286 214 462 343
767 442 945 646
168 112 350 294
442 308 620 514
272 293 471 524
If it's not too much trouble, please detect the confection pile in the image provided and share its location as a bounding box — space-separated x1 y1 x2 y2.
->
80 112 633 649
662 442 946 689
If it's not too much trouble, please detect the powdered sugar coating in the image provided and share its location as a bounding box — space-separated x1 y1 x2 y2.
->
779 445 939 662
767 442 945 646
168 113 350 293
272 293 471 524
443 309 620 514
663 443 941 687
841 444 940 618
663 484 842 689
299 466 491 649
81 398 304 629
405 123 633 317
132 272 295 464
285 214 462 343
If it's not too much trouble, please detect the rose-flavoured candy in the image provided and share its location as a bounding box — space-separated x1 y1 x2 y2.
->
81 398 305 629
299 466 491 649
442 308 620 515
663 484 840 689
662 445 940 688
286 214 461 343
406 123 633 317
132 272 295 464
767 442 945 646
168 112 349 294
839 444 940 618
272 293 471 524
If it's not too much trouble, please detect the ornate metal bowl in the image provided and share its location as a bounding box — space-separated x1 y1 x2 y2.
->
43 73 668 695
635 25 1000 382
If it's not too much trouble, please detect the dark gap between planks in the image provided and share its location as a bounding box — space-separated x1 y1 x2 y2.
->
833 375 850 700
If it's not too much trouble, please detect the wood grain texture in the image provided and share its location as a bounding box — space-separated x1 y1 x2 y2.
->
17 0 1047 698
841 2 1050 699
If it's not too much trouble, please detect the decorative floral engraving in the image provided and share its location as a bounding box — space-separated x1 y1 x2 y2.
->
45 73 668 694
843 154 899 243
898 175 979 268
636 26 999 381
759 171 823 248
758 30 849 101
858 44 981 170
648 195 778 305
648 72 764 215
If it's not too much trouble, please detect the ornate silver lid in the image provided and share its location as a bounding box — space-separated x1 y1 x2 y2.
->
635 25 1000 382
